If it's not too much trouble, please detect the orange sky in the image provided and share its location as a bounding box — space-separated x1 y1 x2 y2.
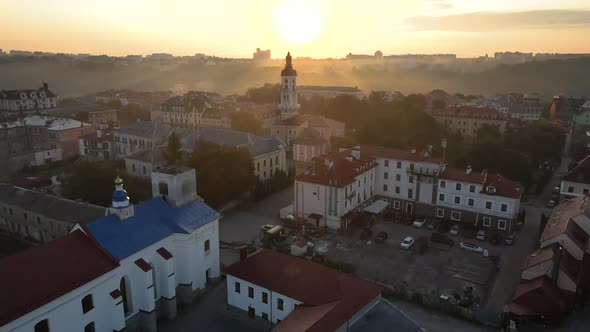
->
1 0 590 58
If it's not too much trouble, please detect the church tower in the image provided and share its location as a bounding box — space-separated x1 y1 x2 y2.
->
109 177 134 220
278 52 300 119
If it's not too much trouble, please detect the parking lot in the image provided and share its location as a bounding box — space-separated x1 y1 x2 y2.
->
322 218 505 305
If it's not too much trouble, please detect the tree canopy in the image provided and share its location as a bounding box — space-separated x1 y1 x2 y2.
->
163 132 182 165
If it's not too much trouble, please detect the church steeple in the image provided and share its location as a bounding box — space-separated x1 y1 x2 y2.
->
109 177 134 220
278 52 300 118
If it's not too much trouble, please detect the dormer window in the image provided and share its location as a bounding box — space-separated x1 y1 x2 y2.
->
486 185 496 193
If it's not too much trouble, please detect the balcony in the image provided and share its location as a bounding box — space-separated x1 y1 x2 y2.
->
345 190 356 199
406 167 439 177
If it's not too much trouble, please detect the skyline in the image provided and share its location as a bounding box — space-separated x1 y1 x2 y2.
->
1 0 590 58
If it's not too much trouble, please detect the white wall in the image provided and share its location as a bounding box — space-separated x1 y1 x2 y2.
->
254 149 287 182
541 233 584 261
561 180 590 198
226 275 301 323
4 271 125 332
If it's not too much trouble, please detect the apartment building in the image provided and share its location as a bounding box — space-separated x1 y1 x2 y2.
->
432 106 508 143
560 156 590 199
0 83 57 113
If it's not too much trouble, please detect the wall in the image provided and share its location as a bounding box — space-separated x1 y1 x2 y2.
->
125 158 164 179
253 149 287 182
561 180 590 199
55 126 96 158
226 275 301 323
541 233 584 260
0 203 72 242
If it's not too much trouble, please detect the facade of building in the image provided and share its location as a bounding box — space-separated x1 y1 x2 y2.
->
1 167 222 332
113 121 178 157
572 100 590 127
271 115 345 148
0 184 107 243
79 129 115 160
88 109 118 127
500 94 542 121
432 106 509 143
293 146 523 233
160 91 224 129
23 115 95 159
297 85 365 100
224 249 386 331
124 147 166 179
253 48 271 61
293 127 329 163
549 96 587 122
0 83 57 113
560 156 590 199
277 52 300 119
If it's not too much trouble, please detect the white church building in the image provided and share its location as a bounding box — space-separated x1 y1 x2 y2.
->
277 52 300 120
1 166 221 332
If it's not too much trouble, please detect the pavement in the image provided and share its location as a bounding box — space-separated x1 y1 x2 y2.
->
158 280 268 332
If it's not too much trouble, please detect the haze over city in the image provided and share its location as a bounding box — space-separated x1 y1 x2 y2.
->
2 0 590 57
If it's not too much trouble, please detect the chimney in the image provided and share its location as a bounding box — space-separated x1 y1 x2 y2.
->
466 165 472 174
42 82 48 90
351 149 360 160
411 149 416 154
239 246 248 261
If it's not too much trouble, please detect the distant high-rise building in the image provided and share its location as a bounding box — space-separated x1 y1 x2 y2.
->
278 52 300 119
252 48 271 61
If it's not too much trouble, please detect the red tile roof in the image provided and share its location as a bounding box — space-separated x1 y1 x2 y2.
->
296 149 377 188
510 276 568 317
0 230 118 326
540 197 585 243
523 247 555 270
432 106 508 121
224 249 383 332
439 168 524 198
361 145 441 164
440 167 486 184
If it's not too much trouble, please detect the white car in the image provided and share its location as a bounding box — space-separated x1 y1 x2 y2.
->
459 242 484 253
449 225 460 236
400 237 415 250
412 219 426 228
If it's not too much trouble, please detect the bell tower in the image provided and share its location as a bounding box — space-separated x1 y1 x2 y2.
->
278 52 300 119
109 177 134 220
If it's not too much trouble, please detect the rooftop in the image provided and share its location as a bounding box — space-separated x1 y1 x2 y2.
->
181 127 284 158
125 146 166 163
85 197 219 260
224 249 383 332
0 230 118 326
0 184 107 225
510 276 568 317
432 106 508 121
115 121 182 139
563 156 590 185
298 85 362 93
540 196 586 243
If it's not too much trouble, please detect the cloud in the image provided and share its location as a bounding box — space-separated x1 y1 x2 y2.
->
403 10 590 31
433 3 453 10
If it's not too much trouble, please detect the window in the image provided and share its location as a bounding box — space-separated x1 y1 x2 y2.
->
384 160 389 167
469 185 475 193
142 166 147 175
454 196 461 204
383 184 388 192
270 158 273 167
410 163 415 170
393 201 400 209
397 161 401 169
501 204 508 212
439 193 445 202
277 298 284 311
37 216 41 224
395 174 401 181
440 180 446 188
409 176 414 184
257 162 260 171
482 217 491 227
276 156 279 165
248 287 254 299
395 187 400 194
82 294 94 314
468 198 474 207
261 312 269 320
436 208 444 218
34 319 49 332
498 220 507 230
24 212 28 220
204 240 210 253
408 188 413 199
584 188 589 195
263 160 266 167
485 201 492 210
235 282 241 293
568 186 574 193
451 211 461 221
262 291 268 304
84 322 95 332
384 172 388 179
456 183 462 191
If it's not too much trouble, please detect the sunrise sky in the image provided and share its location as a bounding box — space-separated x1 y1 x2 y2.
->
1 0 590 58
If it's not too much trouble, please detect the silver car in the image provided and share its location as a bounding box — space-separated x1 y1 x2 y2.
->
459 242 484 253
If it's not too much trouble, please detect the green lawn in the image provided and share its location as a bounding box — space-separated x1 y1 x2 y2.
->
0 234 32 258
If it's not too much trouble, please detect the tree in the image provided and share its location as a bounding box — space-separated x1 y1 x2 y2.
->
230 112 262 134
163 132 182 165
242 83 280 103
432 100 446 110
184 142 256 208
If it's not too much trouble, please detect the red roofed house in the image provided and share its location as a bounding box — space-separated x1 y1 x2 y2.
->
224 249 384 331
271 114 345 150
510 196 590 322
0 229 125 332
432 106 509 143
292 145 523 233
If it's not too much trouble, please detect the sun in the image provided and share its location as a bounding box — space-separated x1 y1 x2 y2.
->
273 0 323 44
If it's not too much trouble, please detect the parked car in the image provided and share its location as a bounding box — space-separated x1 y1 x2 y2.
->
552 185 560 194
426 221 436 230
400 237 415 250
505 234 515 245
547 199 557 208
449 225 460 236
489 233 503 245
476 230 487 241
459 242 484 253
374 231 388 244
413 219 426 228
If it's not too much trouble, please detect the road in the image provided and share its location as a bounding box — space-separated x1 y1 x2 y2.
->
483 131 572 313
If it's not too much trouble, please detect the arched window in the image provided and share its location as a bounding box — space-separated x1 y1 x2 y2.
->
34 319 49 332
120 277 131 315
204 239 210 253
82 294 94 314
84 322 95 332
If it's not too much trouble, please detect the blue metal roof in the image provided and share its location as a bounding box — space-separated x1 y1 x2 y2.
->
85 197 220 260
